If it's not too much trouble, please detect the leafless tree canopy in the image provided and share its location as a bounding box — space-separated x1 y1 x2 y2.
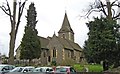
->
0 0 27 64
84 0 120 19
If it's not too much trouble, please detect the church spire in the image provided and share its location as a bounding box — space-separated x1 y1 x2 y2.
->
58 12 74 34
58 13 74 42
53 31 56 37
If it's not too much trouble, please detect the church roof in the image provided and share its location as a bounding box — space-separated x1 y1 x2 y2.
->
57 37 82 51
58 13 74 34
16 36 82 53
38 36 82 51
38 36 49 49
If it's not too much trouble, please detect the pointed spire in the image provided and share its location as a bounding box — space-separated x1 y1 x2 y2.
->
53 31 56 37
58 12 74 34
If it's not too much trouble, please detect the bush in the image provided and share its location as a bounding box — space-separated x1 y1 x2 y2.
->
51 61 57 66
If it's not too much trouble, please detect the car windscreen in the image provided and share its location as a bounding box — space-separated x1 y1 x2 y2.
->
10 67 23 72
0 66 4 72
56 68 67 72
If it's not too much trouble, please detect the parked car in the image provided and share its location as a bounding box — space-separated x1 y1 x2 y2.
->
54 66 76 74
9 67 24 72
0 64 15 73
33 67 53 73
22 66 34 73
10 66 34 73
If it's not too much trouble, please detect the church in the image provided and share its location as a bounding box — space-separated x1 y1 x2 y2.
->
16 13 84 65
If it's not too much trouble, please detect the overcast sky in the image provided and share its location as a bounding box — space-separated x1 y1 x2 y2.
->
0 0 98 56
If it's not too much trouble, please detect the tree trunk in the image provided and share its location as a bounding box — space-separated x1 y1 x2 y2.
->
8 0 17 65
8 30 16 64
106 0 112 20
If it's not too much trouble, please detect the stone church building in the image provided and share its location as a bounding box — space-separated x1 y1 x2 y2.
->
16 13 84 65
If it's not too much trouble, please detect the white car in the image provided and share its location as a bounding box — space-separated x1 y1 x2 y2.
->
33 67 53 72
10 66 34 73
0 64 15 73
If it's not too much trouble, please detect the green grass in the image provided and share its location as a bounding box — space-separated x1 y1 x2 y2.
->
74 64 103 72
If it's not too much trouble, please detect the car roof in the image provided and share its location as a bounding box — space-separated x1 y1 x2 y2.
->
0 64 15 68
23 66 34 69
0 64 14 66
24 66 34 68
12 67 24 69
56 66 71 68
35 67 52 69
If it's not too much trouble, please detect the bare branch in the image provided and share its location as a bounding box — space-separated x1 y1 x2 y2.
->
15 0 27 35
81 9 102 18
20 0 27 16
0 6 10 16
111 8 115 18
0 0 13 27
113 12 120 19
0 0 13 17
6 0 12 17
6 0 14 29
99 1 107 16
82 0 120 19
1 5 9 11
82 0 108 18
87 9 102 18
111 0 118 6
112 4 120 7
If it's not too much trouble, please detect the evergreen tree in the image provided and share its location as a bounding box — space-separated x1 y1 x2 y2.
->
20 3 41 62
84 17 120 68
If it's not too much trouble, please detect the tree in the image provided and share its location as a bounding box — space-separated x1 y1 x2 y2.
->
20 3 41 63
0 0 27 64
84 17 120 69
84 0 120 20
82 0 120 70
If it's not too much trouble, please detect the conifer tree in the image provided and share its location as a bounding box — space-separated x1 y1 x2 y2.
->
20 3 41 62
84 17 120 69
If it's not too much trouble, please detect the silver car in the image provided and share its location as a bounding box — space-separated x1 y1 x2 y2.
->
33 67 53 73
10 66 34 73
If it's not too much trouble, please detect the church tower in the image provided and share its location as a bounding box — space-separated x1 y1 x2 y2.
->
58 13 74 42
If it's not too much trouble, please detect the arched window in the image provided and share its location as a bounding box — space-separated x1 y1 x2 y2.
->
68 51 70 57
63 33 65 38
53 47 56 57
44 51 46 57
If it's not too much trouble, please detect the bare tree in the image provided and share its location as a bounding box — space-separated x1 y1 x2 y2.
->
0 0 27 64
84 0 120 20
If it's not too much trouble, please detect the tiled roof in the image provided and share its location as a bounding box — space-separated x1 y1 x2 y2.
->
38 36 82 51
57 37 82 51
38 36 49 49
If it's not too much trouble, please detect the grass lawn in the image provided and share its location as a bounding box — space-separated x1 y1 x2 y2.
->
74 64 103 72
